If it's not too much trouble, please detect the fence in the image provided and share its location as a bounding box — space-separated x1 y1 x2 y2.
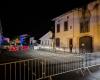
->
0 52 100 80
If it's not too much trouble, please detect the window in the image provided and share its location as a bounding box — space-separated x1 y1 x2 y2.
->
48 40 49 45
69 39 73 52
41 41 43 45
47 40 49 45
80 20 90 33
41 41 42 45
69 39 73 46
45 41 47 45
56 38 60 47
67 16 69 19
80 8 90 33
57 24 60 32
42 41 44 45
70 26 72 29
64 21 68 31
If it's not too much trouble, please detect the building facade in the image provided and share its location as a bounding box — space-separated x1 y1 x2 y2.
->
53 0 100 53
39 31 53 49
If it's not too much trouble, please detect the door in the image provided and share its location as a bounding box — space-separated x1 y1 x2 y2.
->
56 38 60 47
69 39 73 52
79 36 93 53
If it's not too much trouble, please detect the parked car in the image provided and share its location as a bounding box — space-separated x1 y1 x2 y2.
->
8 46 18 52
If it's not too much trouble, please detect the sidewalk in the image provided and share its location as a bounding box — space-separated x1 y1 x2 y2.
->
38 48 74 55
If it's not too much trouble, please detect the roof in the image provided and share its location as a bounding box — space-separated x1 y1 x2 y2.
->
39 31 52 40
52 0 98 21
52 8 81 21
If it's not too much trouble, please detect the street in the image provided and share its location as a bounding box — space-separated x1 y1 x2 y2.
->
0 49 100 80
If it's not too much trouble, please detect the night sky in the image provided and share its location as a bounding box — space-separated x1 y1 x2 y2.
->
0 0 95 40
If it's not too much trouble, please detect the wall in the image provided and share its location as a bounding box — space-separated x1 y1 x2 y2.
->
54 0 100 53
40 31 53 48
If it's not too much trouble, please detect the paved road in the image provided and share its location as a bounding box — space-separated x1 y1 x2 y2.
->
0 49 100 80
53 65 100 80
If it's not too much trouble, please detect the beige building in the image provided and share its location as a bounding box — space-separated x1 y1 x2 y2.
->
52 0 100 53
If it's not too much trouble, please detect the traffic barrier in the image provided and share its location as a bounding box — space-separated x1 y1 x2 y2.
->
0 52 100 80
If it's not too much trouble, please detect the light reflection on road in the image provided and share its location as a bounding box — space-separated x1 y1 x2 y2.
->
53 66 100 80
86 69 100 80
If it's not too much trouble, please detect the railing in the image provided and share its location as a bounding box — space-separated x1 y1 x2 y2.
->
0 52 100 80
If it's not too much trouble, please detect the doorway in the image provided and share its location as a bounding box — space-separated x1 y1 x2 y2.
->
79 36 93 53
69 39 73 52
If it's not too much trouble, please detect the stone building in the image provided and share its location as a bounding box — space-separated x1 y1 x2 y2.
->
52 0 100 53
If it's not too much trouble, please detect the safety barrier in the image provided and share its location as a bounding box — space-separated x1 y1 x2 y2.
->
0 52 100 80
